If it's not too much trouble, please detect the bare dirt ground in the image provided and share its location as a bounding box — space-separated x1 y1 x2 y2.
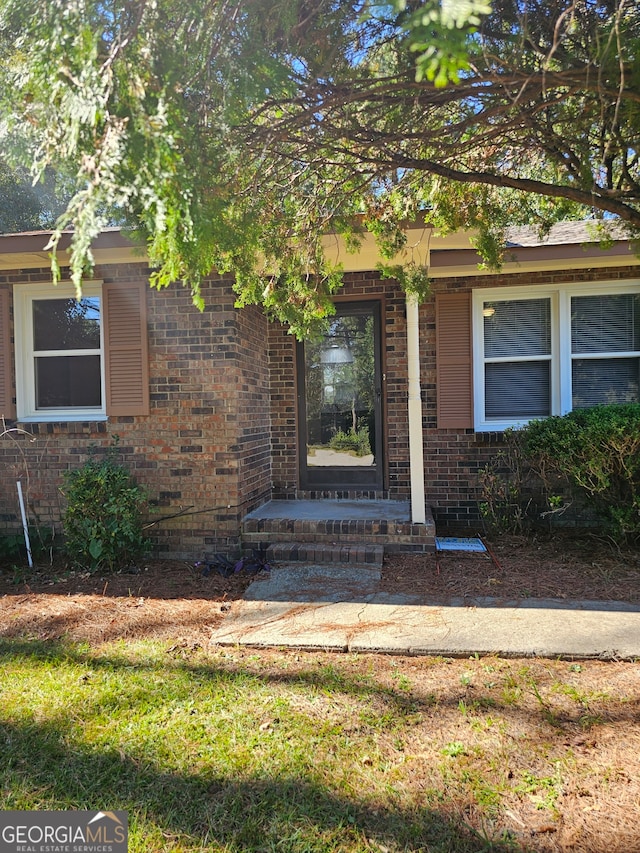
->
0 530 638 645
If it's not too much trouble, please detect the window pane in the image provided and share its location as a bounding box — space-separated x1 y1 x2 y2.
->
485 361 551 419
33 298 101 351
572 294 640 354
572 357 640 408
35 356 102 408
484 298 551 358
305 310 376 467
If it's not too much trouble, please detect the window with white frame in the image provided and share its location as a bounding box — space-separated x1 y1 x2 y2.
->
472 281 640 431
14 282 106 421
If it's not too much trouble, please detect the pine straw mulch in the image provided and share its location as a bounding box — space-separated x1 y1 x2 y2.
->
0 530 638 646
380 529 640 603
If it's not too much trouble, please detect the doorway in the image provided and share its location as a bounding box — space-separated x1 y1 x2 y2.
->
297 301 383 490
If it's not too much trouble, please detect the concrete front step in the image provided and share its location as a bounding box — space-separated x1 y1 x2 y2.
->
267 541 384 568
242 499 436 555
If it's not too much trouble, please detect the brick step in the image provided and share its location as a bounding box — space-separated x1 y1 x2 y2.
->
241 500 436 555
243 523 434 554
265 542 384 568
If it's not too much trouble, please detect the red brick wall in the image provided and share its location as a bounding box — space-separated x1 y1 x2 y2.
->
0 264 272 559
1 259 638 557
268 321 299 498
236 303 272 511
267 263 640 526
423 264 640 527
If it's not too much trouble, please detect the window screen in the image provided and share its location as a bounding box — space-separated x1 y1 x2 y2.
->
483 298 551 420
32 297 102 410
571 294 640 407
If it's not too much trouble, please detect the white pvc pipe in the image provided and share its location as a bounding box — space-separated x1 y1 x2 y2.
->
406 294 426 524
17 480 33 568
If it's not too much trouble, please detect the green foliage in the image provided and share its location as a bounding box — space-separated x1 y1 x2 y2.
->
329 426 372 457
479 405 640 539
0 158 70 233
521 404 640 538
378 262 431 301
393 0 492 86
0 161 41 233
0 526 55 566
1 0 638 337
61 443 149 572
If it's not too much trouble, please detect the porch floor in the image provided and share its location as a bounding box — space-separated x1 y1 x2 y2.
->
245 499 413 523
242 499 435 564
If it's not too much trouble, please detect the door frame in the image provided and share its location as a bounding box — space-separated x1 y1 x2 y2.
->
296 299 384 491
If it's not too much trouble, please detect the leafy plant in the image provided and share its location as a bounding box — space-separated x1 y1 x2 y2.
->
478 404 640 540
0 526 55 567
329 426 372 457
61 442 149 573
521 404 640 539
442 741 467 758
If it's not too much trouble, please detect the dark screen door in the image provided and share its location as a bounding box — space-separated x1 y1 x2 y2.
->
297 301 383 490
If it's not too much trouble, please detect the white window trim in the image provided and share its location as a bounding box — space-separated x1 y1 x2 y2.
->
14 281 107 422
472 279 640 432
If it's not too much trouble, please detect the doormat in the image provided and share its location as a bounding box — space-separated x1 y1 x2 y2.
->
434 536 502 573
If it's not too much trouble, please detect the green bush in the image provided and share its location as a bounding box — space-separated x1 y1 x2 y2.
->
61 446 149 572
329 426 372 457
0 526 55 566
520 404 640 538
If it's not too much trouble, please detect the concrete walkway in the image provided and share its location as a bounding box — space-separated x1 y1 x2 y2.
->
209 564 640 660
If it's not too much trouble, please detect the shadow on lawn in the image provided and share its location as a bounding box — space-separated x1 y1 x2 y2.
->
1 730 520 852
0 640 637 851
2 636 638 732
0 638 545 851
0 722 518 852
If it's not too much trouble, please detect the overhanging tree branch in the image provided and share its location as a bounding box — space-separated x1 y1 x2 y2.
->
0 0 638 335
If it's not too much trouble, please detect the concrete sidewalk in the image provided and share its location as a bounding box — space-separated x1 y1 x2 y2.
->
208 564 640 660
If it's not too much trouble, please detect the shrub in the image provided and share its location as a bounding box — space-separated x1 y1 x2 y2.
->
478 430 530 534
521 404 640 538
329 426 372 457
61 444 149 572
0 526 55 567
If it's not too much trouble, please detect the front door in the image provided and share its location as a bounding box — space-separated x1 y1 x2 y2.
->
297 301 383 490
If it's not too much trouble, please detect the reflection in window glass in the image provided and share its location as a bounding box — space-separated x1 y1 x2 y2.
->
32 296 102 411
305 311 376 467
33 298 101 351
572 358 639 408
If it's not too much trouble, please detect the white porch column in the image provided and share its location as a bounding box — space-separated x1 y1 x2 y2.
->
406 293 426 524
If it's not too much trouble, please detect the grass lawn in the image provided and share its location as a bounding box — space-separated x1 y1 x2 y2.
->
1 639 638 852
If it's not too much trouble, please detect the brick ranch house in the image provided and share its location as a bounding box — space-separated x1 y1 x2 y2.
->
0 222 638 561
